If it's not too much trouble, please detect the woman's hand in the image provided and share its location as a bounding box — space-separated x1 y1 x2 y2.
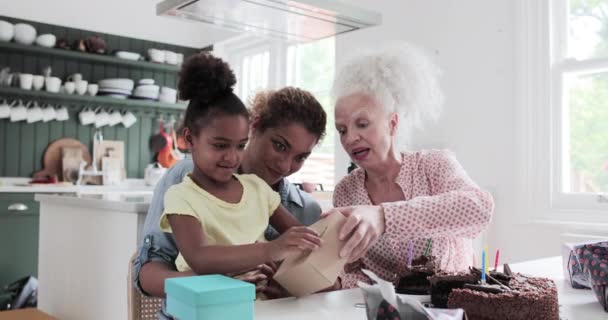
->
322 205 385 263
266 226 322 261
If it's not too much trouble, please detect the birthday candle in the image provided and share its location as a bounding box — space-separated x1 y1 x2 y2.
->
407 240 413 267
481 249 486 284
424 238 433 256
494 249 500 271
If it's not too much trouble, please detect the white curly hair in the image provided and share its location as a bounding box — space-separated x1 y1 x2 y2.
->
332 42 444 150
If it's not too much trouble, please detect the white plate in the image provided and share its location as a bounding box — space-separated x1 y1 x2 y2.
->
99 88 132 95
396 293 431 304
138 78 155 85
98 78 134 91
98 93 129 100
132 92 159 100
115 51 141 61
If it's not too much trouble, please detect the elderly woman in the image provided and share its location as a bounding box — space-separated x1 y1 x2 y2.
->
328 43 495 289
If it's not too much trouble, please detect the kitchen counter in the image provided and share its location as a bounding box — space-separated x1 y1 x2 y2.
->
36 191 152 320
35 192 152 213
0 177 155 193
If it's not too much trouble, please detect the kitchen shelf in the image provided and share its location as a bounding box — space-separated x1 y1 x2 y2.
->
0 41 180 73
0 86 187 111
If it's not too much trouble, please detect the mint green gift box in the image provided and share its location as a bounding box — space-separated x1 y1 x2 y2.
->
165 275 255 320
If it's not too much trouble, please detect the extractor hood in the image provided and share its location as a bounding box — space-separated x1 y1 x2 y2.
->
156 0 382 43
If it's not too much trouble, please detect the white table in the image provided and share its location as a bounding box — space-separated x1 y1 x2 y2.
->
255 256 608 320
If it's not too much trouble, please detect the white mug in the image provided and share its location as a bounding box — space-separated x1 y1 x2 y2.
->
67 73 82 83
41 104 56 122
79 107 96 125
32 75 44 90
94 108 110 128
122 111 137 128
64 81 76 94
19 73 33 90
75 80 88 95
87 84 98 96
0 100 13 119
26 102 43 123
10 100 28 122
45 77 61 93
108 109 123 126
55 105 69 121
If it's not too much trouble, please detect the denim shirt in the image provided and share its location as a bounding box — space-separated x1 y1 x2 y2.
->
132 159 322 318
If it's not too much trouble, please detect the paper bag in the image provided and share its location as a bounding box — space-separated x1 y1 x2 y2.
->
274 213 347 297
359 269 466 320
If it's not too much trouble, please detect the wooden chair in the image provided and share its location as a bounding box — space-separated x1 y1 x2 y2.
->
127 254 164 320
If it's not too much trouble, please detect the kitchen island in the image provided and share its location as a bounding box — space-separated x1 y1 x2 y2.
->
34 192 152 320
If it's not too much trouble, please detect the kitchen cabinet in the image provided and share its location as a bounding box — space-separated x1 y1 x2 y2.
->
0 193 39 290
0 14 199 178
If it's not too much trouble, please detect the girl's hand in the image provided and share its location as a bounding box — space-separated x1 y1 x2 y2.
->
232 264 275 292
266 226 322 261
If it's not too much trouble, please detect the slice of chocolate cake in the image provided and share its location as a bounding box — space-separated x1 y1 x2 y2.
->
395 255 437 295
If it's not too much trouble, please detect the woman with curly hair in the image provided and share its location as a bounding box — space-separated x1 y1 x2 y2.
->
326 42 495 289
133 52 331 317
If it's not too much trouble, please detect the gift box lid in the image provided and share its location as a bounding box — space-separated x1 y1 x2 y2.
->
165 274 255 306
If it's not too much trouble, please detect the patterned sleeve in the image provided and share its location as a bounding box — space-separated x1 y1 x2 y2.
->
382 150 494 239
332 174 354 208
339 260 373 289
159 185 200 232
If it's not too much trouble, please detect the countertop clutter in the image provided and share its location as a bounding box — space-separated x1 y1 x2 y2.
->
0 177 154 193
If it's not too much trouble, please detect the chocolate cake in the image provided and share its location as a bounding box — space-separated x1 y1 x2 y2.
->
428 272 479 308
433 265 559 320
395 255 437 295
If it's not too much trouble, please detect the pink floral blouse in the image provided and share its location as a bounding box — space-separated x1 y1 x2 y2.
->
333 150 494 289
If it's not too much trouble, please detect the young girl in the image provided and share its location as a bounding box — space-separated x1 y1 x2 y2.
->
159 52 322 276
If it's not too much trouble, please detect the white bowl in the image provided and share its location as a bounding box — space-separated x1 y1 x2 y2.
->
160 86 177 96
14 23 36 45
98 78 134 91
165 50 178 65
115 51 141 61
158 93 176 104
0 20 14 42
148 48 165 63
35 34 56 48
134 84 160 93
138 78 155 85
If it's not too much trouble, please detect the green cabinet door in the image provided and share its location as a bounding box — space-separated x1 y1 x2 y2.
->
0 193 39 289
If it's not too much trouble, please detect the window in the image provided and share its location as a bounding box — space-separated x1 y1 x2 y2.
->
216 36 336 190
284 37 335 191
550 0 608 211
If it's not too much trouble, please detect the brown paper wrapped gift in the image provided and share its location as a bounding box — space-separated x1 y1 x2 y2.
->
274 212 348 297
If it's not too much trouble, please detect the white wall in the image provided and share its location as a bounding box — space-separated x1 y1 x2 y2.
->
333 0 607 264
0 0 237 48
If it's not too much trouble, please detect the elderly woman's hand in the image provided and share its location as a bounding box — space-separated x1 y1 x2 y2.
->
322 205 386 263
